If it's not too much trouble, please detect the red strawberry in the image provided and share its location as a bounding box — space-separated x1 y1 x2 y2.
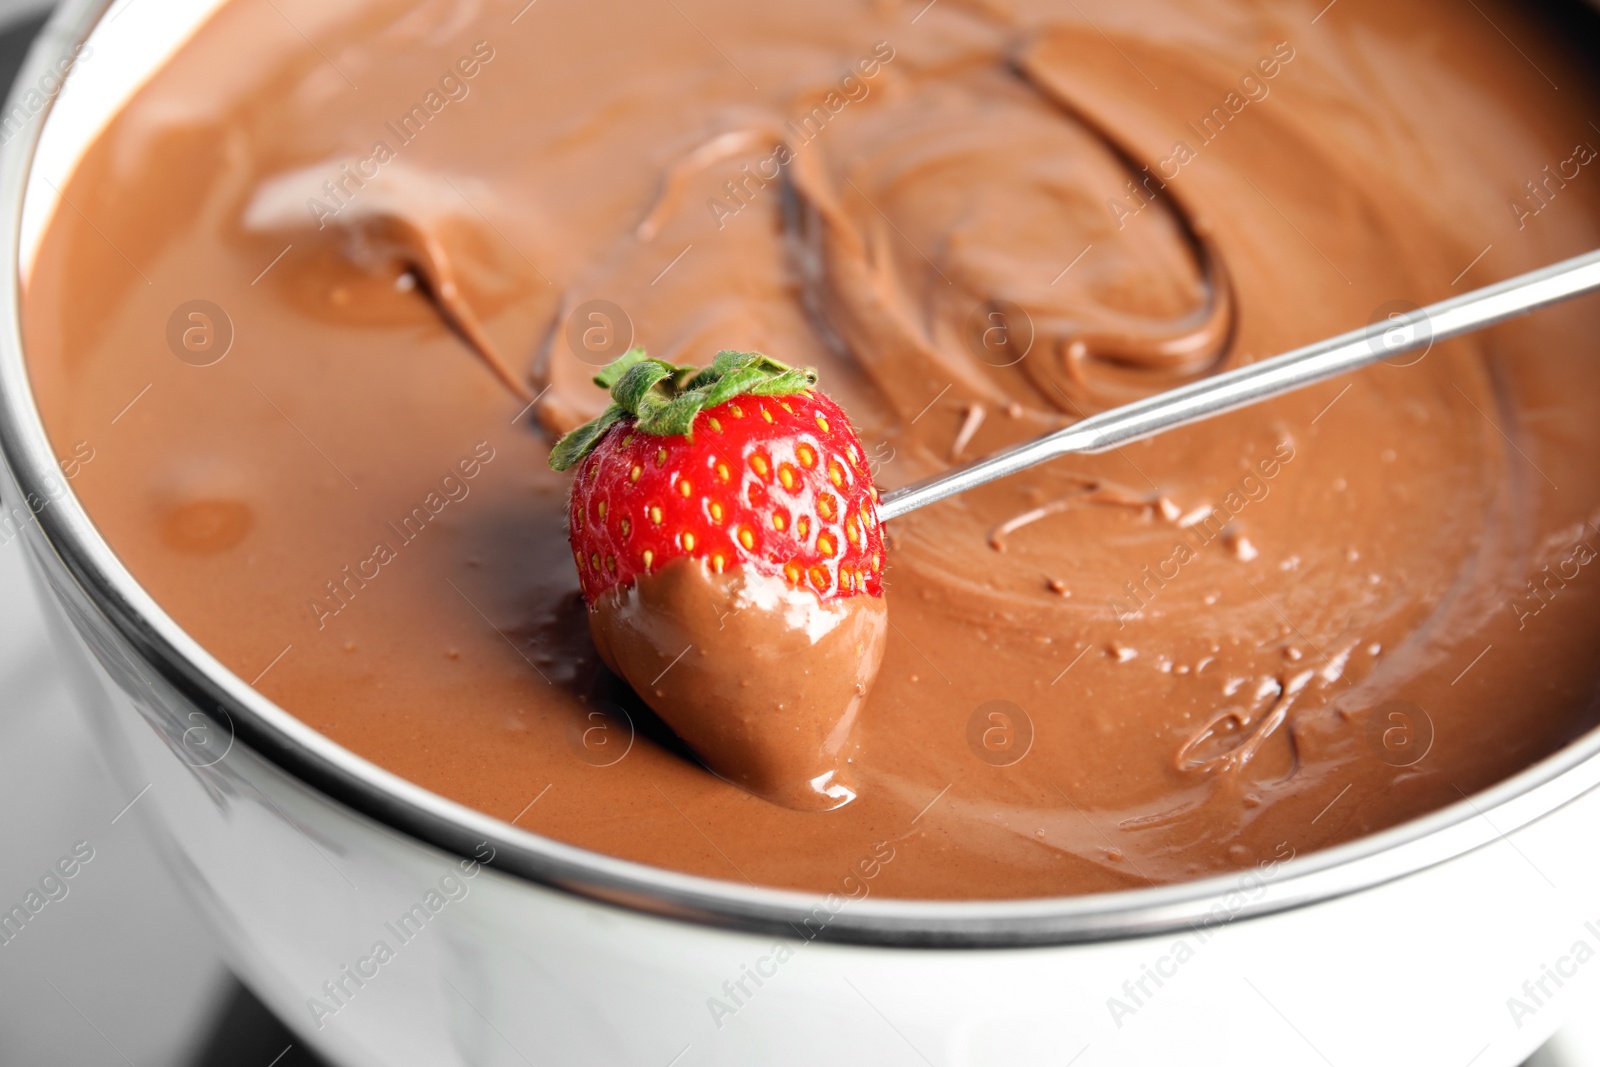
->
557 355 887 604
550 349 888 810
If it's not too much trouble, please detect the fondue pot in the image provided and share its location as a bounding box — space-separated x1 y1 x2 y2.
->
4 2 1600 1064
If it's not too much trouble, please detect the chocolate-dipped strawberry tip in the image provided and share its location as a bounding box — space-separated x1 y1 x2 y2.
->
549 349 888 810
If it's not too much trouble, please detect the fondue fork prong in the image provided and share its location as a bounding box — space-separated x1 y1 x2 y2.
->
877 248 1600 522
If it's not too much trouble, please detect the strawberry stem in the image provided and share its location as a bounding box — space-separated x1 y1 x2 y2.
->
548 348 818 470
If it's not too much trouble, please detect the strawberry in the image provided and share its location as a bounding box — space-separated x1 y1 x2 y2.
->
549 349 888 811
550 349 886 607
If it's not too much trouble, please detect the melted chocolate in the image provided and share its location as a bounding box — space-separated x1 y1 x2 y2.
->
591 561 886 810
22 0 1600 897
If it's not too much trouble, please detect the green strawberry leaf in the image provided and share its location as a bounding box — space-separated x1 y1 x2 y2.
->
547 405 625 471
547 348 819 471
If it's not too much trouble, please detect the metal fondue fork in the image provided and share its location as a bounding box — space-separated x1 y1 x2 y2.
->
877 248 1600 522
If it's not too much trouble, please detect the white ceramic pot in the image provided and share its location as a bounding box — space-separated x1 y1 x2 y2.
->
4 4 1600 1065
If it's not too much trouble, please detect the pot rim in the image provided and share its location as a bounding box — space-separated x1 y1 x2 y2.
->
2 0 1598 949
